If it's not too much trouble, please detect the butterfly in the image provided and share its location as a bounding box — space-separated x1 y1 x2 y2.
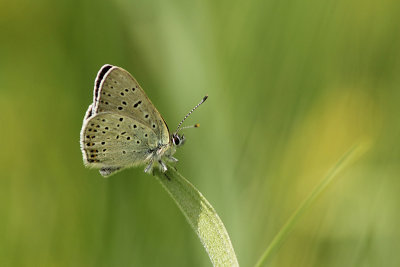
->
80 64 207 177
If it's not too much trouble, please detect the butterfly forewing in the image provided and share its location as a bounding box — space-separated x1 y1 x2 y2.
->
93 66 169 145
93 64 113 105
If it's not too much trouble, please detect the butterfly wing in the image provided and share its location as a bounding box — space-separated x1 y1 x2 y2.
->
80 112 160 176
91 65 170 145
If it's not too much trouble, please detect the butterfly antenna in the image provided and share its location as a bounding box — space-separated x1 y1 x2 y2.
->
175 95 208 133
179 123 200 131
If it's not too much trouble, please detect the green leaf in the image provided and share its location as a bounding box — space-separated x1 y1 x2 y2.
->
254 142 368 267
153 166 239 267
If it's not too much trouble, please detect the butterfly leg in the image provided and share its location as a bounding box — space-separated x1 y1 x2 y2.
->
158 160 168 172
167 156 178 162
144 161 153 173
165 156 178 171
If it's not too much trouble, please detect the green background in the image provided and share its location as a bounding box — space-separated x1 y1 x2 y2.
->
1 0 399 266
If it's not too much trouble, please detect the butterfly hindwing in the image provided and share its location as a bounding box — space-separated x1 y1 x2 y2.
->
80 112 159 169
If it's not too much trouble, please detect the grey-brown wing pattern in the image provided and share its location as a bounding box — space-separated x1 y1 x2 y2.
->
92 65 170 145
80 112 159 169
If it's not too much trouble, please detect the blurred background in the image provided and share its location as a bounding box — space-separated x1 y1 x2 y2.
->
1 0 399 266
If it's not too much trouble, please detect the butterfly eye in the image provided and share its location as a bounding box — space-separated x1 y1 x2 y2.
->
173 136 180 146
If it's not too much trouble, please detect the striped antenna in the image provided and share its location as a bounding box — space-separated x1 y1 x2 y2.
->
175 95 208 133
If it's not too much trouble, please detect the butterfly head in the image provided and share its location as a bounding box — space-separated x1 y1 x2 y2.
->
172 133 185 147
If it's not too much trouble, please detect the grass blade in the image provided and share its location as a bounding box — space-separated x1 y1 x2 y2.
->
154 167 239 267
254 142 368 267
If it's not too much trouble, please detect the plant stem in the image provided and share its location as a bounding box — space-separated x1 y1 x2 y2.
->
154 167 239 267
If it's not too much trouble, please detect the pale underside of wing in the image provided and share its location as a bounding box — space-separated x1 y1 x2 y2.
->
80 112 160 169
92 65 170 145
